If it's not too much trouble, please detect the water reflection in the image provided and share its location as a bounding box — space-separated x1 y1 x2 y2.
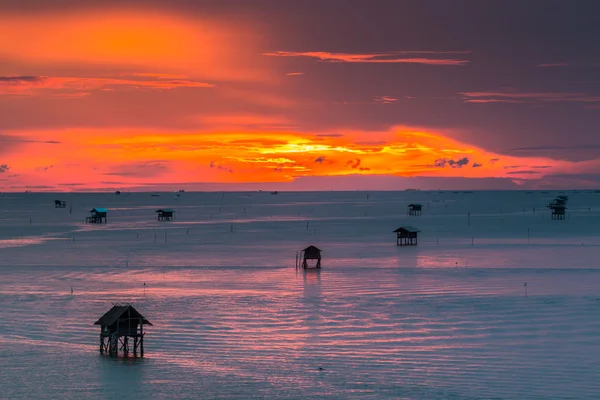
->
98 354 146 396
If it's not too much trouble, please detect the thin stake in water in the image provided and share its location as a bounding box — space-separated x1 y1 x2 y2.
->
524 282 527 297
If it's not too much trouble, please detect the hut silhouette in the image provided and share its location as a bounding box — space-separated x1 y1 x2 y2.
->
156 208 175 221
54 200 66 208
300 245 322 269
549 205 566 220
94 303 152 356
393 226 420 246
407 204 422 216
548 197 568 220
86 208 107 223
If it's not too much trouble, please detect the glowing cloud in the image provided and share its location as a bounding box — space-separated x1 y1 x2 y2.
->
263 51 470 65
0 124 591 190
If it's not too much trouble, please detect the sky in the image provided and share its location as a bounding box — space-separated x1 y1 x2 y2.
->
2 0 600 191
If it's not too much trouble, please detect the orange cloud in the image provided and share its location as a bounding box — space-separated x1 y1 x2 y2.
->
2 124 591 191
0 10 268 82
263 51 470 66
0 75 214 96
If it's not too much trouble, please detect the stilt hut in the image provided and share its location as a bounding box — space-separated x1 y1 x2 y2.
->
407 204 422 216
550 205 566 220
394 226 420 246
94 303 152 357
300 245 322 269
156 208 175 221
54 200 66 208
86 208 107 223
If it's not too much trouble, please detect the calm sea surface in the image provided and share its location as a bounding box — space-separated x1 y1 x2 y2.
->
1 191 600 399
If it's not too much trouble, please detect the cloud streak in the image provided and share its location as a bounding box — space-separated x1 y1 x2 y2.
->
0 75 214 96
460 90 600 105
263 51 470 66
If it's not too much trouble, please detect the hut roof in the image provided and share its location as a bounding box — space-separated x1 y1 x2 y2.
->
408 203 422 207
393 226 420 233
156 208 175 213
303 245 322 253
91 207 108 213
94 304 152 326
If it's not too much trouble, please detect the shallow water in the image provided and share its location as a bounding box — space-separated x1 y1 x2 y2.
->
1 191 600 399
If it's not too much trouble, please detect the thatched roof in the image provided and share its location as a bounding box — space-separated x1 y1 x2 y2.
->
303 245 321 253
156 208 175 213
393 226 420 233
91 207 108 213
94 304 152 326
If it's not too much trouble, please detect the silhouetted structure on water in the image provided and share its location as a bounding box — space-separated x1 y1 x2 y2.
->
156 208 175 221
300 245 322 269
394 226 420 246
407 204 422 216
95 303 152 357
86 208 107 223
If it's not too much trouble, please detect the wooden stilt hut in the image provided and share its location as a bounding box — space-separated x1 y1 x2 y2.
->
550 205 566 220
394 226 420 246
54 200 66 208
548 197 568 220
407 204 422 216
156 208 175 221
94 303 152 357
86 208 107 223
300 245 322 269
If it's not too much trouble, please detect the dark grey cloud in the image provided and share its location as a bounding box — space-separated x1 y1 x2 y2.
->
435 157 469 168
314 156 325 163
0 76 42 83
506 170 540 175
0 164 10 172
209 161 233 173
346 158 361 169
472 162 483 168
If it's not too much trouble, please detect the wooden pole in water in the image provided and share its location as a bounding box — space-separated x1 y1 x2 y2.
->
524 282 527 297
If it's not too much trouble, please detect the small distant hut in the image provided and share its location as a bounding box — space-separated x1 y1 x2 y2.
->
393 226 420 246
407 204 422 216
86 208 107 223
300 245 322 269
156 208 175 221
94 303 152 357
54 200 66 208
550 205 566 220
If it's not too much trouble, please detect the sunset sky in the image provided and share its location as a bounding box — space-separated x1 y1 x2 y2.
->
2 0 600 191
